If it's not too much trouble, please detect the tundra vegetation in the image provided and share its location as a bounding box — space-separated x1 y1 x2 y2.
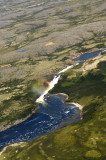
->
0 0 106 131
0 54 106 160
0 0 106 158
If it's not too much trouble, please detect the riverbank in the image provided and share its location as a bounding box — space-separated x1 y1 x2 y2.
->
72 48 105 61
0 94 83 154
0 142 25 155
54 94 83 129
57 104 82 130
0 49 103 133
0 107 39 132
0 55 106 160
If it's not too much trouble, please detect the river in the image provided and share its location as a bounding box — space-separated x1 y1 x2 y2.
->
0 49 103 151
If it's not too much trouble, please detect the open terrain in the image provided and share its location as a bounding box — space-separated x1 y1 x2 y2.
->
0 1 106 159
0 0 106 132
0 54 106 160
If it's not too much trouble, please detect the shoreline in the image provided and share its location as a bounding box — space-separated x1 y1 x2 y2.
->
69 102 83 110
51 93 83 110
57 106 82 130
0 107 39 133
72 47 105 60
0 48 102 145
0 95 83 155
0 48 102 132
0 142 25 155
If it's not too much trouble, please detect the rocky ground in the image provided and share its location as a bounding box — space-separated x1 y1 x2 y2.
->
0 54 106 160
0 0 106 155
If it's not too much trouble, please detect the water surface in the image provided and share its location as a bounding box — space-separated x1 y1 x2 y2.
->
73 49 102 61
0 94 81 151
0 49 103 151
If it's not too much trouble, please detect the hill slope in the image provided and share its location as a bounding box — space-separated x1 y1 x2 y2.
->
0 0 106 132
0 55 106 160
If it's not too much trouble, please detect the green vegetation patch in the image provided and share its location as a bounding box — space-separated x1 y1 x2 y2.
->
0 79 38 131
1 58 106 160
85 150 101 158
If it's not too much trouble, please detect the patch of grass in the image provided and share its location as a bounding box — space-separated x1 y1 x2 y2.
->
101 50 106 55
0 79 38 131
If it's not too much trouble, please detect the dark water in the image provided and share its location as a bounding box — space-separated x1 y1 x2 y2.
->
0 49 103 151
6 38 12 42
73 49 102 61
17 50 26 53
0 94 79 151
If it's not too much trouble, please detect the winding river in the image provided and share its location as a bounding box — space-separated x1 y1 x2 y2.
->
0 49 103 151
